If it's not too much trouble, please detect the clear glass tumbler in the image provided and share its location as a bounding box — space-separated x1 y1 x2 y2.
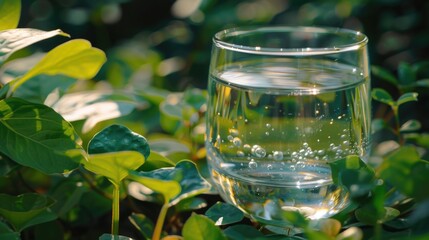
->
205 26 371 227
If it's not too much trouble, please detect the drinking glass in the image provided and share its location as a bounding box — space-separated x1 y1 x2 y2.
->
205 26 371 228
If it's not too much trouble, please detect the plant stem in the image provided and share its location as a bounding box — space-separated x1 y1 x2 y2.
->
374 221 382 240
392 106 403 144
112 183 120 236
152 203 169 240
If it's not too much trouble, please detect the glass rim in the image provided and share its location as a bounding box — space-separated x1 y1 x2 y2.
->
213 26 368 56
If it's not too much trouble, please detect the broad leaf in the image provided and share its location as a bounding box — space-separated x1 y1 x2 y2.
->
371 88 394 106
400 119 421 132
415 79 429 88
336 227 363 240
379 146 421 196
0 29 69 65
88 124 150 159
329 155 374 185
50 180 88 218
139 151 175 171
397 92 418 106
223 225 264 240
0 0 20 31
129 160 211 206
8 39 106 93
0 193 56 232
0 98 84 174
205 202 244 226
128 213 154 240
175 197 207 213
84 151 145 185
128 173 181 203
182 213 227 240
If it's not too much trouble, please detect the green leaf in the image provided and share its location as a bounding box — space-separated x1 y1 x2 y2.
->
329 155 374 185
371 65 398 85
205 202 244 225
129 160 210 206
139 151 175 171
399 119 421 132
0 221 20 240
128 213 154 240
397 92 418 106
84 151 145 185
99 234 134 240
0 98 84 174
372 88 395 107
0 29 69 65
398 62 416 87
128 173 181 203
0 0 21 31
415 79 429 88
223 225 264 240
0 153 18 176
379 146 421 196
8 39 106 94
182 213 227 240
409 161 429 201
0 193 57 232
175 197 207 212
335 227 363 240
372 119 387 133
49 180 88 218
88 124 150 159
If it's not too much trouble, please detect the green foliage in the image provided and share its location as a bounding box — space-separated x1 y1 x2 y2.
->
0 1 429 240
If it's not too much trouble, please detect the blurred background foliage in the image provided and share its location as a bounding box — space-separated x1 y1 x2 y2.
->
14 0 429 162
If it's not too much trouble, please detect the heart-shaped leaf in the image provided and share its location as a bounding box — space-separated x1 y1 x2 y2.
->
139 151 175 171
205 202 244 226
182 213 227 240
0 29 69 66
0 98 85 174
0 0 20 31
88 124 150 159
372 88 394 107
128 173 181 203
8 39 106 94
0 193 56 232
84 151 145 185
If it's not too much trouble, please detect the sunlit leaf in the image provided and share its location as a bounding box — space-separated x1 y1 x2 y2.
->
84 151 145 185
371 88 394 106
0 0 20 31
138 151 175 172
51 91 145 133
0 98 84 174
329 155 374 185
182 213 227 240
129 160 211 206
0 29 69 66
128 172 181 203
371 65 397 85
205 202 243 226
8 39 106 94
313 218 341 237
129 213 154 240
0 193 56 232
88 124 150 159
397 92 418 106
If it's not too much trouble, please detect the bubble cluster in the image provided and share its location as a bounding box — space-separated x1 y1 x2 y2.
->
251 145 267 158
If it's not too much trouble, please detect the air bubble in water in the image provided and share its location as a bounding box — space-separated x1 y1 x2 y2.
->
229 129 239 137
243 144 251 153
317 150 325 156
290 165 296 171
237 151 245 157
251 145 266 158
273 151 284 161
296 161 305 169
267 164 273 170
340 134 347 139
227 135 233 141
342 141 350 146
265 132 270 136
303 142 309 149
266 123 271 128
233 137 242 147
248 159 257 169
